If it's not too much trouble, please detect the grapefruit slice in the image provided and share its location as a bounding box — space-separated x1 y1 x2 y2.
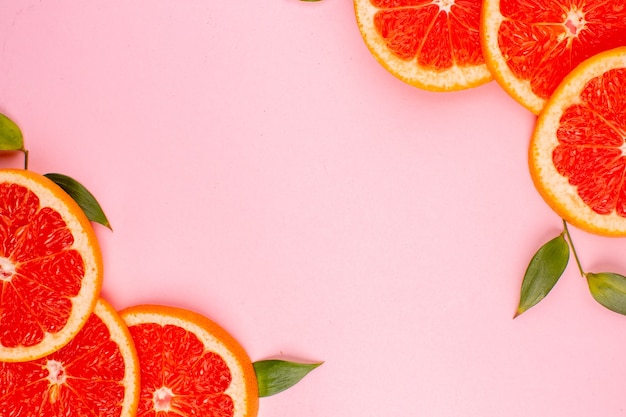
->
529 47 626 236
0 298 140 417
120 304 259 417
481 0 626 114
354 0 492 91
0 169 103 361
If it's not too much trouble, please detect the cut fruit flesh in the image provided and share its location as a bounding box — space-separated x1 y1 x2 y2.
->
0 298 140 417
529 47 626 236
0 169 103 362
121 304 259 417
355 0 492 91
481 0 626 114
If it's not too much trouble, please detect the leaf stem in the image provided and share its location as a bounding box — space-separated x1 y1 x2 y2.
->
22 149 29 170
562 219 585 277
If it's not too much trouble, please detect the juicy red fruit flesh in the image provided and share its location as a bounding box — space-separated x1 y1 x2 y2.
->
0 182 85 348
497 0 626 100
371 0 484 70
0 313 126 417
130 323 235 417
553 68 626 216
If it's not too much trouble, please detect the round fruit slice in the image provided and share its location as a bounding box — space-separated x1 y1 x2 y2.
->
120 304 259 417
481 0 626 114
354 0 492 91
0 169 103 361
0 298 140 417
529 47 626 236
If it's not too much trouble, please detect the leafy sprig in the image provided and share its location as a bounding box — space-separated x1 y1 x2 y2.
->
517 219 626 317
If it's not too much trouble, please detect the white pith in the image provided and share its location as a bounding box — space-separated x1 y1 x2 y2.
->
435 0 455 13
0 257 16 282
153 386 174 412
564 7 586 36
46 359 67 384
558 6 587 47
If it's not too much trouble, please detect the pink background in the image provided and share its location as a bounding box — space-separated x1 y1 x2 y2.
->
3 1 626 415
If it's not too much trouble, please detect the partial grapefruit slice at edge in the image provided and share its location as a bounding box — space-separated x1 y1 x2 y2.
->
0 169 103 362
355 0 492 91
0 298 140 417
529 47 626 236
121 304 259 417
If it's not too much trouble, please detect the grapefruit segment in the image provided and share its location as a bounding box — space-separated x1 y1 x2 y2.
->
120 304 259 417
0 169 103 361
355 0 492 91
529 47 626 236
0 298 140 417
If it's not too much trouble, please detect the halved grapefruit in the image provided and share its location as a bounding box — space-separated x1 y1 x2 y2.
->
0 298 140 417
481 0 626 114
354 0 492 91
121 304 259 417
0 169 103 361
529 47 626 236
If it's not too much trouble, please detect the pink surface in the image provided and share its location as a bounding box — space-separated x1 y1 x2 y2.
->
3 1 626 416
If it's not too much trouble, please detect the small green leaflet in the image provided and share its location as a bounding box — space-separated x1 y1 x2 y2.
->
44 173 112 230
586 272 626 316
515 233 569 317
253 359 322 397
0 113 24 151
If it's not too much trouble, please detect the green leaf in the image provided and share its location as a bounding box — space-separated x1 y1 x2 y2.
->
0 113 24 151
515 234 569 317
586 272 626 316
44 173 111 230
253 359 322 397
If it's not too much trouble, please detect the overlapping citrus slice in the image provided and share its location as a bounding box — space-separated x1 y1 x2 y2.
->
354 0 492 91
481 0 626 114
529 47 626 236
0 169 103 361
121 304 259 417
0 298 140 417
